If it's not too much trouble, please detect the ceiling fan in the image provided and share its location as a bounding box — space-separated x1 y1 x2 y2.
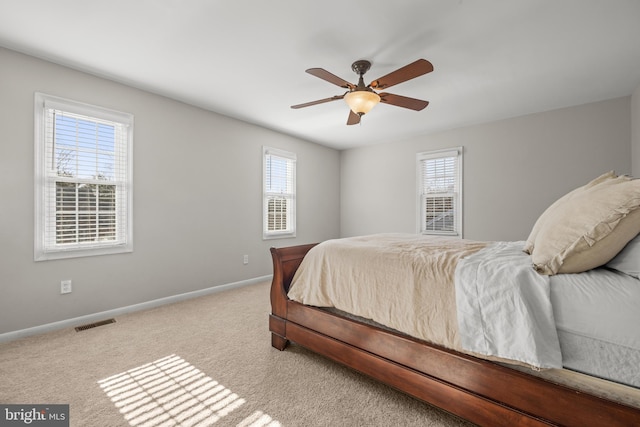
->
291 59 433 125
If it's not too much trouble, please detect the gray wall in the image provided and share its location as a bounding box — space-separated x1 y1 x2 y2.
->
340 97 632 241
632 84 640 177
2 44 637 336
0 47 340 334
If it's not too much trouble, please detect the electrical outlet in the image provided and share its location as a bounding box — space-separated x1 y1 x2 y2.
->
60 280 72 294
243 255 249 265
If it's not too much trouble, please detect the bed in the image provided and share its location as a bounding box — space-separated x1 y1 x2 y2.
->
268 172 640 426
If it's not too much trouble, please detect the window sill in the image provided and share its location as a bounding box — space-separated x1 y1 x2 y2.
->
35 244 133 261
263 232 296 241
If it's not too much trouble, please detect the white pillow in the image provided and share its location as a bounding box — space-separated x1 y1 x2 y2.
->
607 234 640 278
523 171 616 254
529 173 640 275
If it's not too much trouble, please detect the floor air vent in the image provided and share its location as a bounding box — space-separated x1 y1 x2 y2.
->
75 318 116 332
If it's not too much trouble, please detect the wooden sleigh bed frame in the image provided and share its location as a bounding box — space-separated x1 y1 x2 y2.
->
268 243 640 427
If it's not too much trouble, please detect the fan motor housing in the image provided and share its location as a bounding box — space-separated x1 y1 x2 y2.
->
351 60 372 76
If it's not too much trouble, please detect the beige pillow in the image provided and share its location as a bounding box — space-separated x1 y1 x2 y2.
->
523 171 616 254
530 174 640 275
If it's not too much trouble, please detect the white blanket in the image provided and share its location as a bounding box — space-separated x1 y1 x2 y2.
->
288 233 487 351
455 241 563 369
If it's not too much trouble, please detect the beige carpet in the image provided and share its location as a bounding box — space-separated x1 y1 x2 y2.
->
0 281 474 427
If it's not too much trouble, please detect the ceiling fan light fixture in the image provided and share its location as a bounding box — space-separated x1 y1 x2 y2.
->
291 59 432 124
344 90 381 115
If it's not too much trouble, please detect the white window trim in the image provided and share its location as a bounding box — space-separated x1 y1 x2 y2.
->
263 146 296 240
416 147 463 237
34 92 134 261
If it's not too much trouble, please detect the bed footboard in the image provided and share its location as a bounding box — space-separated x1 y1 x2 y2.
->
269 243 317 350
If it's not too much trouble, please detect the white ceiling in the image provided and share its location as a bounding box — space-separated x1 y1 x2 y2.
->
1 1 640 150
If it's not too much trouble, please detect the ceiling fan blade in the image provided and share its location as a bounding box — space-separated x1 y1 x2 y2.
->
306 68 356 90
379 93 429 111
368 59 433 90
346 110 361 125
291 95 344 109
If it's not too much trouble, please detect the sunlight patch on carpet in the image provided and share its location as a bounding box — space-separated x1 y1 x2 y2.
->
99 354 281 427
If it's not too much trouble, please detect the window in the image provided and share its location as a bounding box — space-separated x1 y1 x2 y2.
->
417 147 462 236
263 147 296 239
34 93 133 260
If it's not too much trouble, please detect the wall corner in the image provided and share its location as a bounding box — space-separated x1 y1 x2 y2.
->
632 84 640 177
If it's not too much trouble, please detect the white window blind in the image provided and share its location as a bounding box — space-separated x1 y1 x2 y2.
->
35 93 133 260
417 148 462 236
263 147 296 239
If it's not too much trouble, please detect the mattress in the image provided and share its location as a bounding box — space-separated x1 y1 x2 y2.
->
550 267 640 388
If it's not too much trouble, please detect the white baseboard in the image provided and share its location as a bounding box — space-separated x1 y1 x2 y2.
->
0 275 272 344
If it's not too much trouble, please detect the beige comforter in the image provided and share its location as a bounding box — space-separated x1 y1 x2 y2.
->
287 233 488 351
